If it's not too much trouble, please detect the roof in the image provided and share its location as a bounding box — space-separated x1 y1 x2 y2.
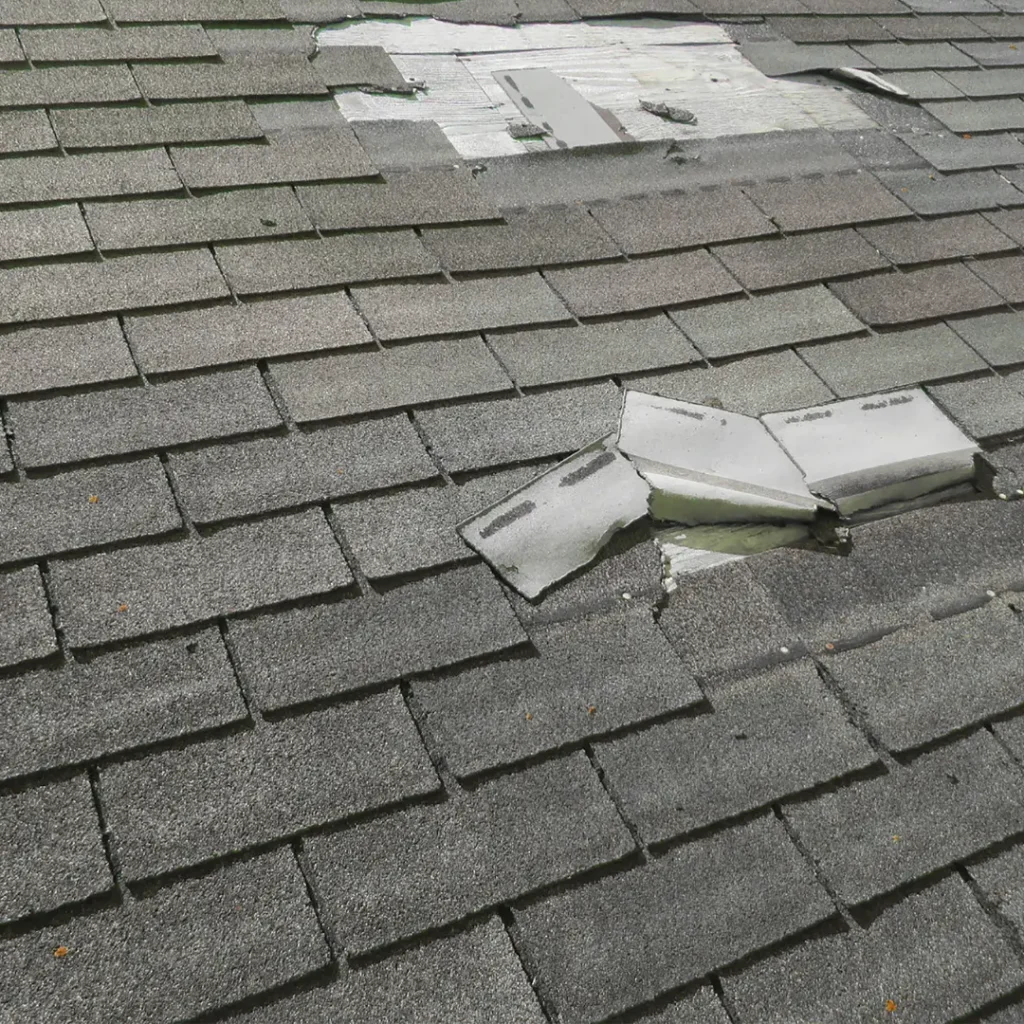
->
3 0 1024 1021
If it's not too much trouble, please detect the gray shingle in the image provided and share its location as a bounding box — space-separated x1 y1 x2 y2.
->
0 249 229 327
0 205 92 262
414 605 703 779
799 323 987 396
416 381 620 474
86 187 311 250
881 69 966 99
788 731 1024 905
657 559 801 681
929 373 1024 435
629 349 834 417
271 338 510 422
359 0 518 21
421 205 620 273
10 368 279 469
713 229 889 291
924 96 1024 130
0 65 140 107
51 508 351 648
830 263 1003 324
743 172 911 231
0 567 57 670
236 919 546 1024
231 563 526 711
0 26 21 59
875 13 988 36
52 100 262 149
0 319 135 398
351 118 461 169
876 167 1024 214
0 850 330 1024
899 129 1024 170
598 660 877 844
277 0 361 19
947 308 1024 364
724 877 1023 1024
0 109 57 153
171 415 436 524
21 23 215 61
770 15 894 41
969 12 1024 33
827 600 1024 752
297 167 499 231
205 26 314 56
127 292 369 374
857 211 1015 262
0 629 246 782
515 816 833 1024
216 231 437 296
969 843 1024 936
586 187 776 255
106 0 285 17
0 148 181 204
305 753 633 955
670 286 866 359
544 251 741 318
171 125 375 189
854 40 978 67
351 274 570 341
940 67 1024 95
970 253 1024 302
488 314 700 388
0 459 180 565
335 466 536 581
0 776 111 925
958 38 1024 64
0 0 106 23
103 688 436 880
986 205 1024 244
132 53 325 101
310 43 412 90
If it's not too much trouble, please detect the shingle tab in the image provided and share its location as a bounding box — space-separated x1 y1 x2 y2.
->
587 187 776 255
107 0 285 16
351 274 570 342
941 67 1024 96
875 13 988 36
236 919 546 1024
877 167 1024 214
948 308 1024 364
929 373 1024 436
488 314 700 388
799 323 986 396
0 65 140 107
0 850 330 1024
0 0 106 23
515 816 834 1024
0 249 229 326
21 23 215 61
713 228 889 291
0 459 180 565
830 263 1003 324
133 53 325 101
725 877 1023 1024
86 187 311 250
310 43 410 90
986 206 1024 245
827 600 1024 752
103 689 436 880
415 381 620 473
744 173 911 231
670 286 866 359
216 231 437 296
297 167 499 230
415 605 702 779
0 319 135 397
0 149 181 204
305 753 633 955
900 129 1024 170
0 567 57 670
544 251 741 318
924 96 1024 130
0 26 20 59
0 630 245 782
0 109 57 153
271 338 510 422
127 292 369 374
970 253 1024 302
231 564 526 711
957 38 1024 64
51 509 351 647
171 415 436 524
10 368 279 469
598 660 876 844
0 205 93 262
52 100 262 149
854 40 978 67
770 14 894 40
0 776 111 925
171 125 375 189
857 211 1015 262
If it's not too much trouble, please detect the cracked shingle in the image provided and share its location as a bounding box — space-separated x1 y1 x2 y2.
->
0 567 57 670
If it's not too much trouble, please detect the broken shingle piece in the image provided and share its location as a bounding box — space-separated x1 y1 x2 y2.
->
459 435 651 600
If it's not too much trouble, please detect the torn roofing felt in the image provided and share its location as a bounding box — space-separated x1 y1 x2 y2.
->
461 387 982 600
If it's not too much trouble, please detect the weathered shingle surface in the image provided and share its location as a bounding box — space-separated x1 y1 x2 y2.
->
6 2 1024 1021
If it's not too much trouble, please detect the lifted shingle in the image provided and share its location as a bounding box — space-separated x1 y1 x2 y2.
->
0 566 57 670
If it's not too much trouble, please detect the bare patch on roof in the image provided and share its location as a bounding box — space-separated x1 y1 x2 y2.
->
316 17 875 158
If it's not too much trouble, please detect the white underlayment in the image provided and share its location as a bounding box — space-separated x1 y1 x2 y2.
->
317 18 877 158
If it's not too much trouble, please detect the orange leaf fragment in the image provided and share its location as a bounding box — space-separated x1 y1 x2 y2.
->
117 603 129 613
525 712 533 721
885 999 897 1012
962 133 972 139
587 705 597 715
825 642 835 651
87 495 99 504
53 946 68 958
